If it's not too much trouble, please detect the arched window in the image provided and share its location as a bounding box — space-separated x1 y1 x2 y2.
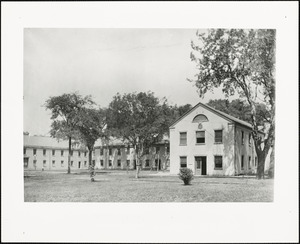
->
192 114 208 123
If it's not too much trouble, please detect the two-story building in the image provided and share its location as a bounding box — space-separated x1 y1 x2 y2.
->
169 102 259 176
23 133 170 171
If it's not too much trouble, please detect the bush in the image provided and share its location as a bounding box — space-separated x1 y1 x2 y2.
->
178 168 194 185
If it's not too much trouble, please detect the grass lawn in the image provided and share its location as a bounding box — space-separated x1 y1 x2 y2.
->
24 169 274 202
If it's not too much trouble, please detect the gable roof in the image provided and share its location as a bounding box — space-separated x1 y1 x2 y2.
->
23 135 86 150
169 102 253 129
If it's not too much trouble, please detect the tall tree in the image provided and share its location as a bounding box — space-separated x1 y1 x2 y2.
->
44 92 94 174
206 98 270 127
106 92 171 178
76 107 107 182
188 29 275 179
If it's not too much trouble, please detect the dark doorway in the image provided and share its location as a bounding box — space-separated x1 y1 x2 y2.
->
194 156 207 175
201 157 207 175
155 159 161 170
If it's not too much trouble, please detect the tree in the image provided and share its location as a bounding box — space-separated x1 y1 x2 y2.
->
106 91 171 178
76 107 107 182
188 29 275 179
44 92 94 174
206 99 270 127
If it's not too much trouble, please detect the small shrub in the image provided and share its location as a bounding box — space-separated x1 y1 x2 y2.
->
178 168 194 185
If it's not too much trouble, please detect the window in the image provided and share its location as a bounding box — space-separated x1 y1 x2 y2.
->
78 161 81 168
52 150 55 156
241 155 244 170
61 160 64 167
24 148 26 155
71 161 74 167
249 135 252 147
43 160 46 167
241 131 244 145
33 160 37 168
196 131 205 144
100 160 104 167
52 160 55 167
43 149 46 156
248 156 251 169
117 160 121 167
118 148 121 155
24 158 29 168
214 156 223 169
166 147 170 153
179 132 187 145
109 160 112 167
33 149 37 155
145 159 150 167
84 151 87 157
70 151 73 156
215 130 223 143
78 151 81 157
192 114 208 123
180 156 187 168
109 148 112 155
61 150 64 156
84 161 87 167
100 148 104 155
126 160 130 167
156 146 160 154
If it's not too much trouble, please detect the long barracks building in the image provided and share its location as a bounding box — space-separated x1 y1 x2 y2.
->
23 133 170 171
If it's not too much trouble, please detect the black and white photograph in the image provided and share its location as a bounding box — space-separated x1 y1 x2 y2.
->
22 27 275 202
2 2 298 243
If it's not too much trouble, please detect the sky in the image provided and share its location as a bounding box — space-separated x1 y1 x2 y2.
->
24 28 227 136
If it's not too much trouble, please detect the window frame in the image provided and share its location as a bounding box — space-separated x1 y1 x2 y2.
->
196 131 205 144
33 149 37 155
214 130 223 144
179 132 187 146
180 156 187 168
117 159 121 167
43 149 46 156
214 155 223 170
52 149 55 156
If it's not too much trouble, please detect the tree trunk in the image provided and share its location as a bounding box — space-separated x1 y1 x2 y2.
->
67 137 71 174
135 148 140 179
89 149 95 182
256 150 266 179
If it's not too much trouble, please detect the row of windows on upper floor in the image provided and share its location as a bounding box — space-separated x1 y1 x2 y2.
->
23 146 170 157
179 130 252 146
24 158 163 169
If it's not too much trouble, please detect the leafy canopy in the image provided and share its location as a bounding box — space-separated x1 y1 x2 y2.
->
106 91 170 151
44 92 94 140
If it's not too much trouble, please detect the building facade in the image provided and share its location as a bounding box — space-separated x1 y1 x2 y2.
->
169 102 259 176
23 133 170 171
